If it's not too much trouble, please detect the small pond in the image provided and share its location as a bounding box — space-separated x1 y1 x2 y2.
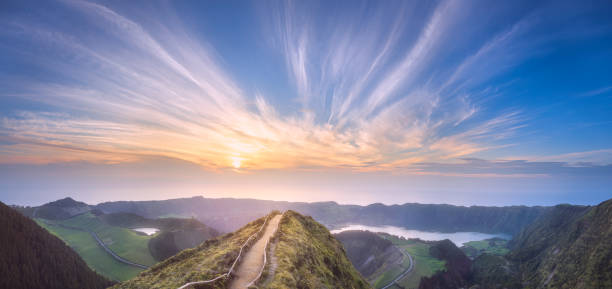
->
131 227 159 236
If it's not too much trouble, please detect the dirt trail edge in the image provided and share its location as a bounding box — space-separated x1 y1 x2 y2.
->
228 214 283 289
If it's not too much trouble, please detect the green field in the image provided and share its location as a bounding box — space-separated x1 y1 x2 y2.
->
379 235 446 289
36 220 144 281
371 251 412 288
156 213 191 219
461 238 509 258
60 213 157 266
35 213 158 281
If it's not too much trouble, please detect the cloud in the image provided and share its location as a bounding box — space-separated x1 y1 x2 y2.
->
402 157 612 178
0 0 598 177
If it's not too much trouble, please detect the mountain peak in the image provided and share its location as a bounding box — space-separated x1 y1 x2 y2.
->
45 197 88 208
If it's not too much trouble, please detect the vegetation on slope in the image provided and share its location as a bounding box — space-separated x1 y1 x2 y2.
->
43 212 157 266
36 220 144 281
111 213 271 289
98 211 220 261
334 230 404 284
507 200 612 288
403 199 612 289
263 210 370 289
0 201 113 289
471 253 521 289
32 203 219 281
418 240 472 289
460 238 509 259
16 197 91 220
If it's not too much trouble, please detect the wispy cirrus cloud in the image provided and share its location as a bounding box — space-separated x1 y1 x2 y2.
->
0 0 601 177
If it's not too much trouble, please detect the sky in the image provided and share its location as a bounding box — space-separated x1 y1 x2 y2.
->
1 0 611 207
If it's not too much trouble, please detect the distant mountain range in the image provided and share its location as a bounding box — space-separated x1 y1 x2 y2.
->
95 196 548 234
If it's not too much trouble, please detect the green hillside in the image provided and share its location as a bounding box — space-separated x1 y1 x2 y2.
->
113 211 369 289
0 202 113 289
506 200 612 288
112 213 271 289
383 236 446 289
36 220 144 281
336 231 447 289
42 212 157 265
262 211 370 289
335 230 405 286
460 238 509 259
35 208 219 281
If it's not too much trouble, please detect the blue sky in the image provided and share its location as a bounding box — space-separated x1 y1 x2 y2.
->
0 0 611 206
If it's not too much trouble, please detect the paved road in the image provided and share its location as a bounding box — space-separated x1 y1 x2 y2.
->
228 214 282 289
88 229 149 269
380 247 414 289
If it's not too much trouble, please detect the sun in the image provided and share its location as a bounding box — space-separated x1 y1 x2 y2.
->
231 157 242 169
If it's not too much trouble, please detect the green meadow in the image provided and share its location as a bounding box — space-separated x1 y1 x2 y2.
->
35 212 157 281
461 238 509 258
380 235 446 289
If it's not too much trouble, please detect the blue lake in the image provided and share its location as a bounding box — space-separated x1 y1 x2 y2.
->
330 224 511 246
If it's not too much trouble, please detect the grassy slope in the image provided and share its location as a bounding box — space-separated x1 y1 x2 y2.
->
508 200 612 289
334 230 405 288
379 235 445 289
111 214 270 289
264 211 370 289
59 213 157 266
461 238 509 259
36 220 143 281
1 202 112 289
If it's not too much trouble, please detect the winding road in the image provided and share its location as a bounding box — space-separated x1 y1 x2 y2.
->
380 248 414 289
40 220 149 269
228 214 282 289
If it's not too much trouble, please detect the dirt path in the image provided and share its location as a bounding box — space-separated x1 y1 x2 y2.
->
228 214 282 289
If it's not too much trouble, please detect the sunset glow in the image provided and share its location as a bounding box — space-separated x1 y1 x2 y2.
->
1 0 611 206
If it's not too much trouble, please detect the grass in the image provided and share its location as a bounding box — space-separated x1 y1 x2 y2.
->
378 235 446 289
111 213 272 289
157 213 191 219
51 213 157 266
461 238 509 258
371 256 411 288
36 220 144 281
263 211 370 289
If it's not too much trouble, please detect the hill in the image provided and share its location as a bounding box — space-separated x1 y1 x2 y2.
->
418 239 472 289
112 213 274 288
0 201 112 289
36 209 219 281
113 211 369 289
16 197 91 220
506 199 612 288
384 198 612 289
98 211 220 261
335 230 404 282
260 211 370 289
96 196 548 234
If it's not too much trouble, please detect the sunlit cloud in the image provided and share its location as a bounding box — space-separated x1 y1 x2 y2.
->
0 0 605 178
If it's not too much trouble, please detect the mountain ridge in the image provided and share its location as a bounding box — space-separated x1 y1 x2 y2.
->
0 201 113 289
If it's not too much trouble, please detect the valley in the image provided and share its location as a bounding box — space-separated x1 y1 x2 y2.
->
5 196 612 289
